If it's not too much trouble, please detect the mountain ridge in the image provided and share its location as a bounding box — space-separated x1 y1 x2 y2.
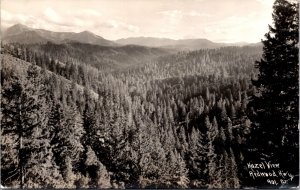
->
2 24 116 46
116 36 260 50
2 24 261 50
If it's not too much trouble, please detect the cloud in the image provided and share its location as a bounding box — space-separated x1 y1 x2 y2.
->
159 10 183 17
40 7 103 30
256 0 274 6
158 10 183 32
159 10 211 18
203 13 270 43
101 20 139 33
40 7 138 35
157 9 211 37
70 9 102 20
1 9 13 22
186 10 212 17
1 9 38 28
43 7 63 24
78 9 101 18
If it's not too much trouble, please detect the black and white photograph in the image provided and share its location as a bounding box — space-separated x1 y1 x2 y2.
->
0 0 299 189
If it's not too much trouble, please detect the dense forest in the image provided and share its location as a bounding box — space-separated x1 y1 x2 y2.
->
1 43 260 188
1 0 298 188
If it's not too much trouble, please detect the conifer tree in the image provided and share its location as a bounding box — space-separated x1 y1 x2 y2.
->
247 0 299 182
205 116 221 188
186 128 209 187
52 101 85 178
1 65 62 188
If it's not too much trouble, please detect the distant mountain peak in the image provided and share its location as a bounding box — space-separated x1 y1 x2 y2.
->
11 23 30 29
5 23 31 36
80 30 93 34
78 30 104 39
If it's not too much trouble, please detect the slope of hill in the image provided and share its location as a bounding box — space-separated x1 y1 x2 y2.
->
2 24 116 46
1 53 99 99
3 30 50 44
23 41 172 70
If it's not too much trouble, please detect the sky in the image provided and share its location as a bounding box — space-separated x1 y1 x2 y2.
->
1 0 275 43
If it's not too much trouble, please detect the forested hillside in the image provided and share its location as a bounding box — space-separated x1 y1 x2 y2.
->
1 42 263 188
3 42 172 71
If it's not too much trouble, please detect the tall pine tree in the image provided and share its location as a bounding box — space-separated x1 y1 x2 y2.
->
247 0 299 186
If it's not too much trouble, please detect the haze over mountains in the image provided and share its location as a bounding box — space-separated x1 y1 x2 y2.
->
2 24 260 50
